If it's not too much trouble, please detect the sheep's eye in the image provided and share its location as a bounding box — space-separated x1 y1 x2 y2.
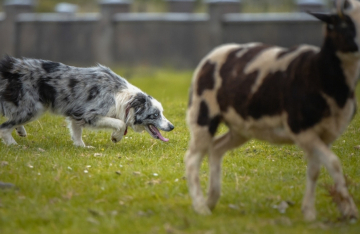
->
154 113 159 117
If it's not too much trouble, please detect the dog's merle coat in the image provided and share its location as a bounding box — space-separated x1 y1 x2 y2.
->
0 56 174 146
185 0 359 221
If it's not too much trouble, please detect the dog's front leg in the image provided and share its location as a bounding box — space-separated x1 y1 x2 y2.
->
111 128 126 143
15 126 27 137
94 117 126 143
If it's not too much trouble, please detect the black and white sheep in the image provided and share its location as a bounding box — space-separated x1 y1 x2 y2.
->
185 0 360 221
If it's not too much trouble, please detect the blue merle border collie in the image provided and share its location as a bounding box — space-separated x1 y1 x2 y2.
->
0 55 174 147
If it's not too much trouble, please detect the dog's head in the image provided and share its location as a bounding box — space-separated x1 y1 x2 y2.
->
128 93 174 142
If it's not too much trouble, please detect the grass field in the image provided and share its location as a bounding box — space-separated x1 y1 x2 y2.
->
1 68 360 234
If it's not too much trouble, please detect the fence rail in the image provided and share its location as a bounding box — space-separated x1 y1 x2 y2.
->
0 0 325 68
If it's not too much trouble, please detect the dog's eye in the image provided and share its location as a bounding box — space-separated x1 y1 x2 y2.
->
148 113 159 119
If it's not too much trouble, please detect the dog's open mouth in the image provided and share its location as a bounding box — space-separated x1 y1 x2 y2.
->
147 124 169 142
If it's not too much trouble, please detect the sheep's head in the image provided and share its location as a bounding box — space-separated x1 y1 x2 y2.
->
309 0 360 54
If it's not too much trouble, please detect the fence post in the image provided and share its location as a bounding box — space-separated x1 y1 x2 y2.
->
54 3 78 16
166 0 195 13
2 0 35 56
206 0 242 47
96 0 131 64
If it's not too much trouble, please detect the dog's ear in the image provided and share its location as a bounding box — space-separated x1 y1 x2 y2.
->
130 93 148 114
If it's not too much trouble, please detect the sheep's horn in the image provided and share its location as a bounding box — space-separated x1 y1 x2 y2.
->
335 0 346 18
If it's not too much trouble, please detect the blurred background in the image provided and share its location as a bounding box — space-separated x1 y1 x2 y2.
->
0 0 330 68
0 0 321 13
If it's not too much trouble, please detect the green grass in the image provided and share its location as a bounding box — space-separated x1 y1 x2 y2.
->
1 68 360 234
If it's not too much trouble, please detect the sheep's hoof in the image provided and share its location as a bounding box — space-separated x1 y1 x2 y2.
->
194 203 212 215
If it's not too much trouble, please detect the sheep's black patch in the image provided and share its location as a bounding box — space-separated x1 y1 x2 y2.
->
197 101 210 126
197 60 216 96
42 61 61 73
217 45 271 116
247 71 285 119
319 45 352 108
281 50 330 133
208 115 221 136
325 15 358 53
216 44 338 134
196 101 221 136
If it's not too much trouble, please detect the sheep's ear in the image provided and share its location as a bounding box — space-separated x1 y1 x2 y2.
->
307 12 333 24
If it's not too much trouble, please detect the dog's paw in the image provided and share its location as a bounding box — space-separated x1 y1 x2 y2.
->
111 136 122 143
15 126 27 137
1 136 18 145
111 130 124 143
2 139 18 145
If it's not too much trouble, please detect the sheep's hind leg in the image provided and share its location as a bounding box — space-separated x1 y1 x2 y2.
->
206 130 247 210
185 127 213 215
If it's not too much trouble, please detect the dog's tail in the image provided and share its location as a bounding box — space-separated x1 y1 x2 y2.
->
0 55 19 116
0 55 17 76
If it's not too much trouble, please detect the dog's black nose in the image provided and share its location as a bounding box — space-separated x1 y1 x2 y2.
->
169 124 174 131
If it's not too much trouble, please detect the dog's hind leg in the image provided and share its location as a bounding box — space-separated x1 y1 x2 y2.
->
67 118 86 147
0 121 18 145
15 126 27 137
185 126 213 215
0 106 40 145
206 130 247 210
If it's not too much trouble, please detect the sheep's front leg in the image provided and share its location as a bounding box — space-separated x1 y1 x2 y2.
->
298 135 358 221
302 153 321 221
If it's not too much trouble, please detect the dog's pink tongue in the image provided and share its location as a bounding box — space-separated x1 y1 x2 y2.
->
151 126 169 142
